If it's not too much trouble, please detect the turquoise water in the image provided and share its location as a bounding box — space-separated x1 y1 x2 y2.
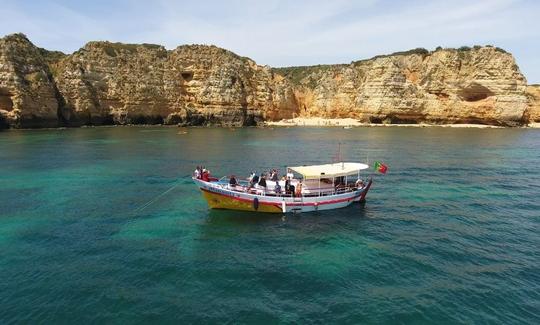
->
1 126 539 323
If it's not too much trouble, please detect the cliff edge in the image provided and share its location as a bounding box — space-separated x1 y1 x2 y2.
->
275 47 529 126
0 34 536 128
0 34 298 128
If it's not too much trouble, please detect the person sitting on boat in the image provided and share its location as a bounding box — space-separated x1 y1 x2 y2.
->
229 175 238 186
274 181 282 194
201 169 210 182
355 178 364 188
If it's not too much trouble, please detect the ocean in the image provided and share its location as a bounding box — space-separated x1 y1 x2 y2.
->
1 126 539 323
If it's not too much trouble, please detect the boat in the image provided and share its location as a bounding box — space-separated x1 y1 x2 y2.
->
193 162 373 213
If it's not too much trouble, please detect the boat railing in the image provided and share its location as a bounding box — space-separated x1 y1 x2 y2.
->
211 181 363 198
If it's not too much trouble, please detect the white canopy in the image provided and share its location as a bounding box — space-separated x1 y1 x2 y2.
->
288 162 369 180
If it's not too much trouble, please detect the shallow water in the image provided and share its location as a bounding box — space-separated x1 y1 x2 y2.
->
0 126 539 323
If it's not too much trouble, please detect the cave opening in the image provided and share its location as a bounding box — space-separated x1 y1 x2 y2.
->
0 87 14 111
181 71 193 82
458 83 494 102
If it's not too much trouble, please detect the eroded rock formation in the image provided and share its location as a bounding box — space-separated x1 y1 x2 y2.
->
0 34 537 128
526 85 540 123
0 34 298 128
275 47 530 126
0 34 61 127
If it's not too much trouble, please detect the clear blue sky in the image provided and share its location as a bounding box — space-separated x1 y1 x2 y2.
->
1 0 539 83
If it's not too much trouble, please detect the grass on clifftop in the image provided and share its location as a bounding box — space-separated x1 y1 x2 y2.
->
274 45 510 85
272 64 347 86
38 48 67 65
101 42 164 57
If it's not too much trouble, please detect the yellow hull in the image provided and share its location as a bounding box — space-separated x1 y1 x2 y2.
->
202 189 283 213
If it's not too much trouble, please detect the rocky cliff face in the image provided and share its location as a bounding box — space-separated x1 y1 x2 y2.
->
526 85 540 123
0 34 298 128
275 47 530 126
54 42 298 126
0 34 536 128
0 34 61 128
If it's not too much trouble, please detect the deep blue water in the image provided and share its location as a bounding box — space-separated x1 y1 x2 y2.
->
0 126 539 323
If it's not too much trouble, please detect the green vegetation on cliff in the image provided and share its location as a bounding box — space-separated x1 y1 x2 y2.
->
272 64 347 86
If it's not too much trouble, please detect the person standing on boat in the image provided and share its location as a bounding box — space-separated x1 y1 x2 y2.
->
271 169 279 181
286 168 294 180
194 166 201 179
285 178 295 197
258 173 267 189
295 181 303 197
252 173 259 185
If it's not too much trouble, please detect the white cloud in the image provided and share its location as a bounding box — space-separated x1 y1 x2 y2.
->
0 0 539 82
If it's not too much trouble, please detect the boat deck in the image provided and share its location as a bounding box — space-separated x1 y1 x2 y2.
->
208 178 367 198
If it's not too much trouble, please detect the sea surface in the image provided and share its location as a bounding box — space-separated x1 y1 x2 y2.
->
0 126 539 323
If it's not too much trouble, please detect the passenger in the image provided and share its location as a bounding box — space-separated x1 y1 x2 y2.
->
295 181 303 197
274 181 282 194
355 179 364 188
201 169 210 182
271 169 279 181
286 168 294 180
229 175 238 186
252 173 259 184
258 174 267 189
285 178 295 197
194 166 201 179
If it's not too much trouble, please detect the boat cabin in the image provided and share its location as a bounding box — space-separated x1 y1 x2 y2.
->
222 162 370 197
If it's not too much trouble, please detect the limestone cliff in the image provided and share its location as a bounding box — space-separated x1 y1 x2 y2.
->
54 42 297 126
0 34 60 128
0 33 536 128
0 33 298 128
526 85 540 123
275 47 529 126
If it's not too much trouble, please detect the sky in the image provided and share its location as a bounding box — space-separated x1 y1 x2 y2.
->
1 0 539 83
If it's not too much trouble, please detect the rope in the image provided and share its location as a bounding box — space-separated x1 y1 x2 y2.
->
132 181 180 213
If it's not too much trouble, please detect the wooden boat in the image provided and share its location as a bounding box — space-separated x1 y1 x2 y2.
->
193 162 373 213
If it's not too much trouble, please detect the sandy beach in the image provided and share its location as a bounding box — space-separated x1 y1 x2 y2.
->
265 117 509 128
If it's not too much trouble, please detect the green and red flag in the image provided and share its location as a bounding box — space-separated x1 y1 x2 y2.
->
374 161 388 174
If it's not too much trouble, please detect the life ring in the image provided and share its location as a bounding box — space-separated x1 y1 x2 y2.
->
253 197 259 211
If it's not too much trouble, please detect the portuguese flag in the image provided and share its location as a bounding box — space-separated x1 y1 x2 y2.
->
374 161 388 174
